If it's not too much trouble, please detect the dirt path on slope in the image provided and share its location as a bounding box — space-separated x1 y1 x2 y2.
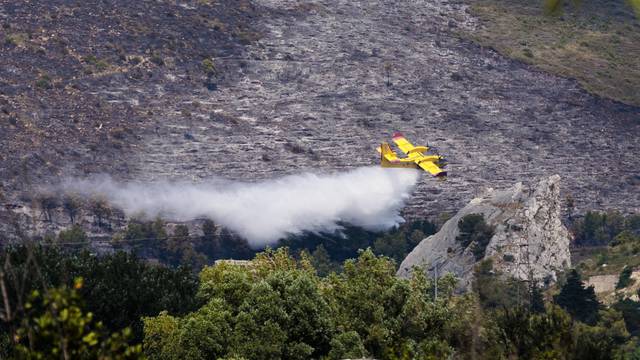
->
124 0 640 218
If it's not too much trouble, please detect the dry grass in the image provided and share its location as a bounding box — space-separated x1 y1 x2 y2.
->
466 0 640 106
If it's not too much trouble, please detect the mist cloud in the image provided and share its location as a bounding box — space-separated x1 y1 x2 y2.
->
62 167 421 247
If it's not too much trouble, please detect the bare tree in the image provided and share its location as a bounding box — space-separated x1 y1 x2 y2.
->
62 194 83 224
35 193 59 223
383 62 392 87
89 196 112 229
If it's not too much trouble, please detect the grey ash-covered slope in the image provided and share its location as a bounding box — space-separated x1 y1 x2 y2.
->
0 0 265 193
398 175 571 289
1 0 639 220
131 0 639 217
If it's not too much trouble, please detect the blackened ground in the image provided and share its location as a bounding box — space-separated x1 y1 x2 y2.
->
0 0 638 234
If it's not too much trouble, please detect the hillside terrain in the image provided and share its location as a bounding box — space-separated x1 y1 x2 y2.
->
1 0 639 233
467 0 640 106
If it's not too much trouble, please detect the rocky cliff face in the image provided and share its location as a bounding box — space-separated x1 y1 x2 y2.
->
397 175 571 289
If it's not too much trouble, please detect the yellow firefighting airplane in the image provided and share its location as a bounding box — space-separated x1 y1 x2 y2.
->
377 132 447 178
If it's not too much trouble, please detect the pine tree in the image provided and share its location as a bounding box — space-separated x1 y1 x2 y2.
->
616 266 634 289
529 282 545 314
311 244 333 276
554 269 600 325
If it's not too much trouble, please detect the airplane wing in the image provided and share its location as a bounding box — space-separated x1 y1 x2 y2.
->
392 132 415 154
392 132 428 155
418 160 447 177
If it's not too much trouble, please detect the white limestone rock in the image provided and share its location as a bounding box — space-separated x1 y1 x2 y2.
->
397 175 571 290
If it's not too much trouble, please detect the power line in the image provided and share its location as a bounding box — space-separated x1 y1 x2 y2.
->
6 233 217 248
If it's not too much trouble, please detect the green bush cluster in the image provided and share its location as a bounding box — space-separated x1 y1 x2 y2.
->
575 212 640 275
282 220 437 273
140 249 639 359
142 248 467 359
573 211 639 247
0 246 199 348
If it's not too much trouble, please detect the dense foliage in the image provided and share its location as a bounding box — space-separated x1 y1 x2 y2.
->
280 220 437 271
617 266 635 289
2 211 640 358
572 211 640 247
142 248 471 359
0 246 199 344
105 218 438 275
138 249 638 359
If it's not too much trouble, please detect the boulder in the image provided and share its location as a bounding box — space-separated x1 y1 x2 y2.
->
398 175 571 290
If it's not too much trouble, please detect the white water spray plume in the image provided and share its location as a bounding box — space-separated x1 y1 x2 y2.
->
62 167 421 247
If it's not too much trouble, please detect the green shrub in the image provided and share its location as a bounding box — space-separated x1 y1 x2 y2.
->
150 53 164 66
616 266 634 289
573 211 626 246
57 225 88 246
35 74 52 89
202 58 216 77
83 54 98 64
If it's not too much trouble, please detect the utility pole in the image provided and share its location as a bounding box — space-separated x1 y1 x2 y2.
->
434 262 438 300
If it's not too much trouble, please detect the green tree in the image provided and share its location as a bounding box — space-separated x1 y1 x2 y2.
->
495 304 574 359
197 219 220 259
14 278 143 359
372 231 408 263
324 249 402 356
554 269 600 325
310 245 334 276
219 228 253 260
163 224 205 268
529 282 546 314
120 218 168 259
614 298 640 335
0 246 199 344
573 211 627 246
201 58 217 77
472 259 528 310
573 309 630 360
327 331 366 360
145 248 333 360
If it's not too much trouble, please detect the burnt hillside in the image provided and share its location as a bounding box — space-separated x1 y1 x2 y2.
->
1 0 639 230
0 0 264 193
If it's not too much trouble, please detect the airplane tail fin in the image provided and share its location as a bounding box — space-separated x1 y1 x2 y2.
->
379 142 393 156
379 142 397 167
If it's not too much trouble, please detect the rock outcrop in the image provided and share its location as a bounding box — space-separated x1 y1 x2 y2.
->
397 175 571 290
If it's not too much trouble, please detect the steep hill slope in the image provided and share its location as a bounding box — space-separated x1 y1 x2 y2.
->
1 0 639 229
